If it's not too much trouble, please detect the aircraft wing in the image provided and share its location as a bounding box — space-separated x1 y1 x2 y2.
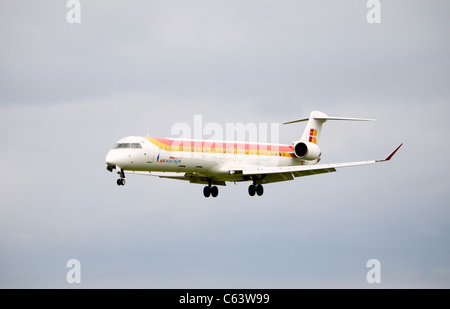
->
126 143 402 185
125 171 186 178
125 171 227 186
231 143 403 183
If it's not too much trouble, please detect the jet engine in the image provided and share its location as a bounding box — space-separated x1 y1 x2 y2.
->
293 141 321 160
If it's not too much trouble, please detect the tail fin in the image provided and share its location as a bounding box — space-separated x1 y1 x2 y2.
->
283 111 376 144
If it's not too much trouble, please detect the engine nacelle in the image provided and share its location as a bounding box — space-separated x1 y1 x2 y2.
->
293 141 321 160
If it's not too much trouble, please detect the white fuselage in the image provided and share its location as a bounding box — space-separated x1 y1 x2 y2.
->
105 136 317 182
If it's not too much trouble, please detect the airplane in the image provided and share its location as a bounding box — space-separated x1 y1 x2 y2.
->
105 111 402 197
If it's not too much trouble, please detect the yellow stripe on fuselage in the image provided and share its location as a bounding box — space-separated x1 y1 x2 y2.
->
143 137 296 157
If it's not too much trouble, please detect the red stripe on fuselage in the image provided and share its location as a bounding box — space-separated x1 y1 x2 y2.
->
151 137 293 152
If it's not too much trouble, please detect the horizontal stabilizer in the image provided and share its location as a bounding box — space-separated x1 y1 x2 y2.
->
283 116 376 125
284 111 377 144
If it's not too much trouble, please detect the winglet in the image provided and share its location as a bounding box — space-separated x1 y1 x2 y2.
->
376 143 403 162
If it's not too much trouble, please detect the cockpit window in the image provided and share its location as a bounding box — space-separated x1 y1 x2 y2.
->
115 143 131 149
113 143 141 149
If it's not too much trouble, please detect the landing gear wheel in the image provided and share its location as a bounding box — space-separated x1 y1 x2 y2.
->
203 186 211 198
248 185 256 196
211 186 219 198
117 179 126 186
256 184 264 196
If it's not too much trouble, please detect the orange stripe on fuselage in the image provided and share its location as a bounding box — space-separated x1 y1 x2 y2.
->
143 137 296 157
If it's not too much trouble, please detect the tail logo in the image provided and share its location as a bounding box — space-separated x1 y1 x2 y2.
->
309 129 317 144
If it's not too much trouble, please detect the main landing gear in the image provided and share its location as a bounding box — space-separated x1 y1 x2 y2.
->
248 184 264 196
203 185 219 198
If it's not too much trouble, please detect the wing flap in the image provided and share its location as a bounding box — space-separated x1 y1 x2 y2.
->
292 168 336 177
242 160 376 177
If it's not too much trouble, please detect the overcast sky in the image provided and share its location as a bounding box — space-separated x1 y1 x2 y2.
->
1 0 449 288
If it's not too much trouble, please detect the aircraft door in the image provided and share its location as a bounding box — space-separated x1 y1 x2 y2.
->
145 143 157 163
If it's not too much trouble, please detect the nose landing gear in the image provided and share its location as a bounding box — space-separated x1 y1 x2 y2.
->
116 168 126 186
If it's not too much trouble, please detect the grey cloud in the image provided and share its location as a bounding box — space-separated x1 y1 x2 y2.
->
0 0 449 288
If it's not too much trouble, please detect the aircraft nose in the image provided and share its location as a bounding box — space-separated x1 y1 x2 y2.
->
105 150 118 166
